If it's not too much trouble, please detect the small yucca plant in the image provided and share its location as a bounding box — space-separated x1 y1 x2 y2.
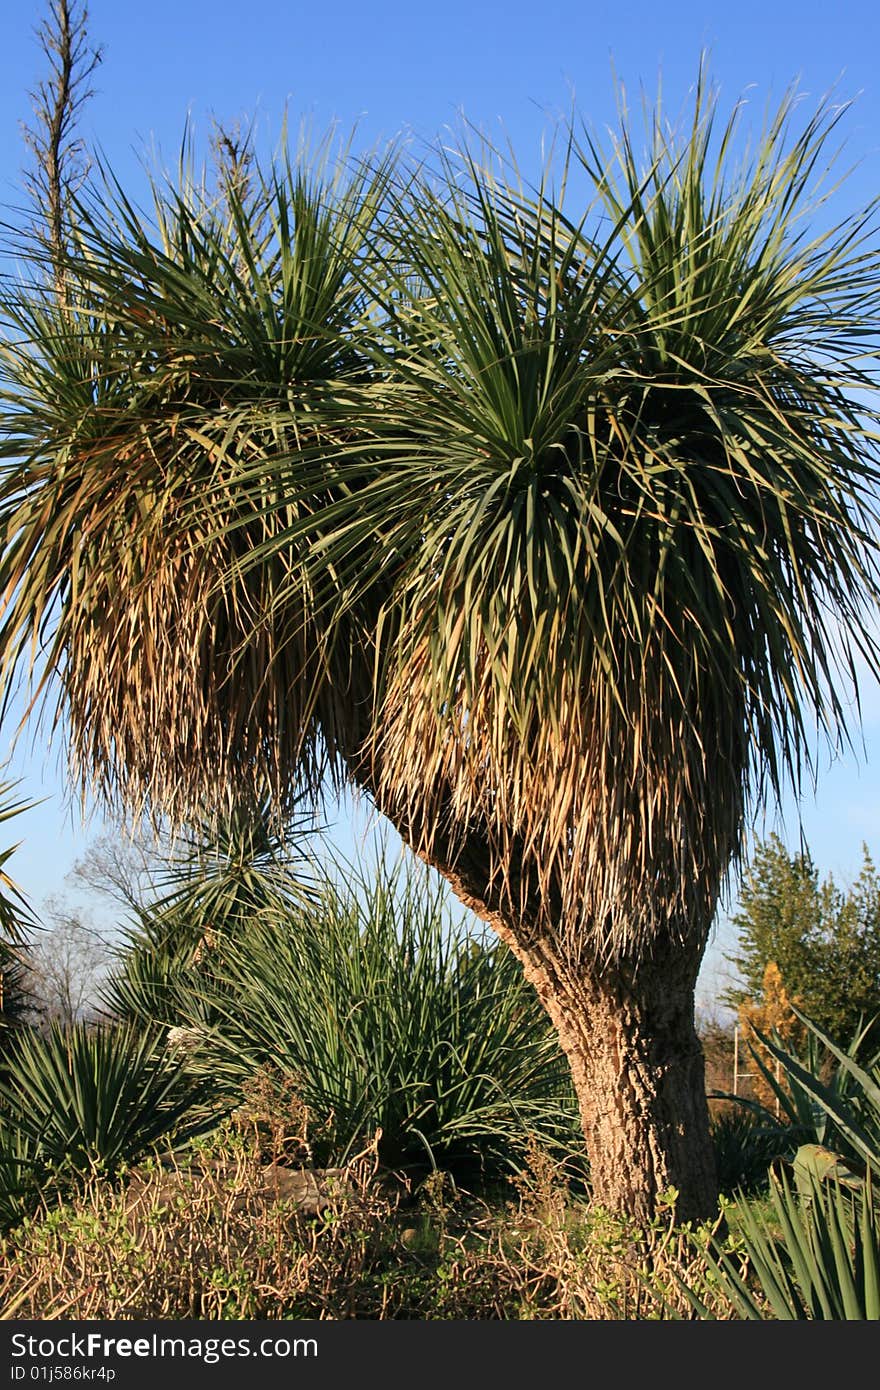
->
0 1021 221 1211
102 795 316 1030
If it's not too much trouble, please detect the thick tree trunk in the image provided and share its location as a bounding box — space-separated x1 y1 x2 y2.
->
492 927 719 1225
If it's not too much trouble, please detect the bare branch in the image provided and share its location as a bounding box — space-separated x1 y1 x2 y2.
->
21 0 103 300
209 117 257 210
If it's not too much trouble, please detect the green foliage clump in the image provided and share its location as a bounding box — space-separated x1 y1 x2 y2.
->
686 1011 880 1319
163 852 582 1179
710 1107 792 1198
0 1021 221 1226
102 797 316 1029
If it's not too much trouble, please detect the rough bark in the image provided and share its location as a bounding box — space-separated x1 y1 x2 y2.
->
495 929 719 1225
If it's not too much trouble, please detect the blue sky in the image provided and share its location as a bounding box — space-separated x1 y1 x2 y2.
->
1 0 880 1008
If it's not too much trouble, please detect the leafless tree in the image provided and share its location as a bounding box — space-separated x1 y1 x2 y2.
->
66 830 167 920
19 901 112 1026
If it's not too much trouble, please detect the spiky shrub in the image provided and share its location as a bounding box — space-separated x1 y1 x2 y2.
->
0 1021 221 1222
709 1107 793 1198
709 1010 880 1175
0 1122 40 1232
3 71 880 1222
686 1010 880 1319
181 854 581 1176
706 1014 880 1194
696 1165 880 1320
101 913 216 1030
748 1012 880 1174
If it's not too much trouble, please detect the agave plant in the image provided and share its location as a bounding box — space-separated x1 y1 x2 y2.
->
762 1013 880 1171
686 1008 880 1318
687 1163 880 1320
722 1011 880 1169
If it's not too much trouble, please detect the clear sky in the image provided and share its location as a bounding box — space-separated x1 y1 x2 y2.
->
1 0 880 1009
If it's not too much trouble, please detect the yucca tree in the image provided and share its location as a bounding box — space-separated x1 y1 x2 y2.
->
2 74 880 1222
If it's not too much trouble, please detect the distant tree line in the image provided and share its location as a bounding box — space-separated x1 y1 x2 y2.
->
725 834 880 1050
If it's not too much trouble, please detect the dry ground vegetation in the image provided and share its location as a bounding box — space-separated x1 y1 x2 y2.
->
0 1065 749 1321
